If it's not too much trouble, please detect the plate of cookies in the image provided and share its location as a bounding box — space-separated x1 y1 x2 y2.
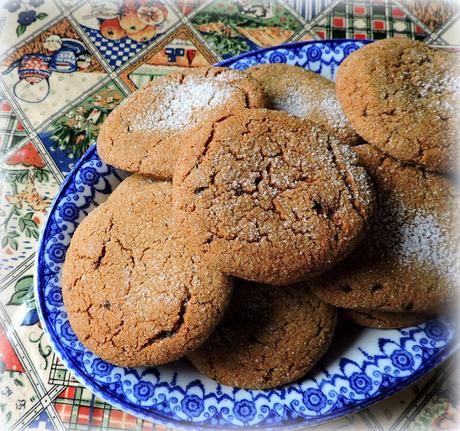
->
35 39 458 429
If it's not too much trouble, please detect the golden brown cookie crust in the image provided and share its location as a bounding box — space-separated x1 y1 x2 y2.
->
248 63 362 146
336 38 459 173
97 67 267 179
311 144 458 313
342 309 430 329
188 280 337 389
173 109 375 285
62 175 232 367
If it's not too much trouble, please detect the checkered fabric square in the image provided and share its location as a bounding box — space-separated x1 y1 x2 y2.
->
0 99 27 156
54 387 161 431
48 355 82 387
313 0 427 40
54 387 86 429
83 26 151 68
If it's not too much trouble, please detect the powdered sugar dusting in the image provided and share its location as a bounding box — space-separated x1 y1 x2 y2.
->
130 77 237 132
333 143 374 209
372 201 457 281
272 89 310 117
272 86 349 131
214 70 245 82
399 211 449 270
418 70 460 98
414 65 460 113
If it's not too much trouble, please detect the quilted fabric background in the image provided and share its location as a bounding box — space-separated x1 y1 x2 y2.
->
0 1 459 430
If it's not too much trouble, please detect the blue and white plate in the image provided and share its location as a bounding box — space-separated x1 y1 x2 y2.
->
35 40 458 430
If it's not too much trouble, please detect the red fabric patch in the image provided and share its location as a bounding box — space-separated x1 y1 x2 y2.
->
0 328 24 372
58 387 76 399
0 102 12 112
141 421 156 431
333 17 345 27
108 410 137 428
77 406 90 424
55 403 72 422
90 407 104 426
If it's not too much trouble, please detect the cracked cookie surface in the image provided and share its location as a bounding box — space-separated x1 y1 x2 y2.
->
336 38 459 173
173 109 375 285
97 67 267 179
187 280 336 389
311 144 458 313
248 63 362 146
62 175 232 367
342 310 430 329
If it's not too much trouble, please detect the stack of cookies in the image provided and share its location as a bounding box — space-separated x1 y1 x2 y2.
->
62 38 458 390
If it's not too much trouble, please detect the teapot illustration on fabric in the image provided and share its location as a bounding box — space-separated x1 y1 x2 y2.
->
2 35 90 103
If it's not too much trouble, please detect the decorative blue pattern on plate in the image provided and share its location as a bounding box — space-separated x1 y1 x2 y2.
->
217 39 372 79
35 40 458 430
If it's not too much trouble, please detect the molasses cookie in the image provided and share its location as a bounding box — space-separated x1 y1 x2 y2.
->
336 38 459 173
311 144 458 313
188 280 337 389
173 109 375 285
248 63 361 146
62 175 232 367
342 310 430 329
97 67 267 179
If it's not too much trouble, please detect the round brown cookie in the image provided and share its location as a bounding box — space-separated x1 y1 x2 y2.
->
188 280 337 389
342 310 430 329
173 109 375 285
248 63 362 146
97 67 267 179
311 144 458 313
62 175 232 367
336 38 459 173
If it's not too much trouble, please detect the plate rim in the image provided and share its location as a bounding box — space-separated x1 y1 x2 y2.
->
34 38 458 430
216 37 374 67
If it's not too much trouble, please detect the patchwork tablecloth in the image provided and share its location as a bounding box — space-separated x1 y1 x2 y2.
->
0 1 458 430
